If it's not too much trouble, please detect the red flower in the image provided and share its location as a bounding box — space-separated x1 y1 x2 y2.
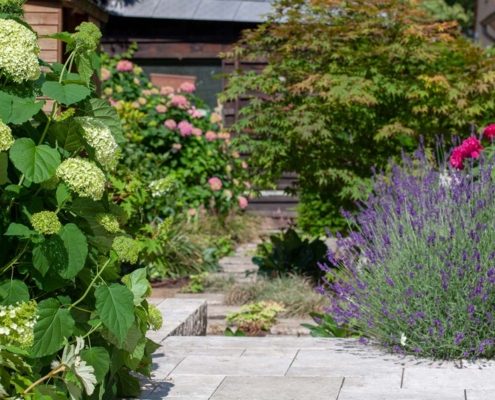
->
483 124 495 140
449 136 483 170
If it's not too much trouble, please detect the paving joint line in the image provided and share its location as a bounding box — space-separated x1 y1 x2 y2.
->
283 349 300 376
208 376 226 400
464 388 468 400
400 367 405 388
165 356 186 379
335 377 345 400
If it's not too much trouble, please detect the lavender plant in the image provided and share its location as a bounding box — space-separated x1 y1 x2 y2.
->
324 144 495 359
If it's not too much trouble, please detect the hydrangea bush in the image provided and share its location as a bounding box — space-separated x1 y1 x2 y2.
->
324 129 495 359
101 46 252 216
0 4 158 398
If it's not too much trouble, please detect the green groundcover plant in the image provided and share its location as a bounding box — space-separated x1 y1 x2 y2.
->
0 5 159 398
324 127 495 359
221 0 495 232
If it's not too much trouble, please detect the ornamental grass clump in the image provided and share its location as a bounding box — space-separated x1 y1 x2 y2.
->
325 145 495 359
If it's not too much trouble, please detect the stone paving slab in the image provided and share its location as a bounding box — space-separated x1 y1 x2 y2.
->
210 376 343 400
142 336 495 399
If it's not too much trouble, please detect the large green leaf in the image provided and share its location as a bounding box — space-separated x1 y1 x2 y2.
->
122 268 150 306
0 152 9 185
4 223 35 239
95 284 134 345
31 298 75 357
84 99 125 143
49 118 83 152
32 236 67 277
0 280 29 305
0 91 45 125
58 224 88 279
9 138 61 183
41 81 90 106
80 347 110 383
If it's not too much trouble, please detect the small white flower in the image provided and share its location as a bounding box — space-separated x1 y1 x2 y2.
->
400 333 407 346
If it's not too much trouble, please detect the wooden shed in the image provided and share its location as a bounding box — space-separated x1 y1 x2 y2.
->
24 0 108 63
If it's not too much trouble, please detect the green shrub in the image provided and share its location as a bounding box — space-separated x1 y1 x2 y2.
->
253 228 328 281
221 0 495 229
101 46 252 215
0 8 156 398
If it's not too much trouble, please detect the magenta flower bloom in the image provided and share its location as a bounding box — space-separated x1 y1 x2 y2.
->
116 60 133 72
178 121 193 137
449 136 483 170
205 131 217 141
180 81 196 93
483 124 495 140
238 196 248 209
208 177 222 191
164 119 177 130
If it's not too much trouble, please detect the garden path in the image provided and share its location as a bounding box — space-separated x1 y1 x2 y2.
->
142 336 495 399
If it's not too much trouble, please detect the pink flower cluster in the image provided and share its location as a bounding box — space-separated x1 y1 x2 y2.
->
208 177 222 191
450 137 483 170
116 60 133 72
170 95 189 109
180 81 196 93
238 196 248 209
178 121 193 137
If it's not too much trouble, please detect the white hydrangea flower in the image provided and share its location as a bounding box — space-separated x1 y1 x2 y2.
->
0 120 14 152
76 117 119 170
0 19 40 83
56 158 106 201
149 176 175 198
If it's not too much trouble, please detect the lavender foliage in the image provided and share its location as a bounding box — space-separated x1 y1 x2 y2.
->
323 151 495 359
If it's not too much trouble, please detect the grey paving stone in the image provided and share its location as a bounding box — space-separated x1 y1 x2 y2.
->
161 336 357 350
466 389 495 400
208 304 242 319
210 376 343 400
287 349 404 377
403 368 495 391
150 354 184 379
159 346 244 357
174 293 225 305
147 375 225 399
338 387 464 400
241 348 299 357
170 354 295 376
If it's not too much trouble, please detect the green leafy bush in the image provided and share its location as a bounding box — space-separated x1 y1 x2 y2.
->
253 228 328 281
221 0 495 230
0 7 157 398
101 46 252 215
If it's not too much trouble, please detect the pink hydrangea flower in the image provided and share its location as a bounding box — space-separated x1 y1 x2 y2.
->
101 68 111 81
170 95 189 109
205 131 217 141
155 104 167 113
160 86 175 95
238 196 248 209
208 177 222 191
217 132 231 140
483 124 495 140
172 143 182 151
178 121 193 137
188 107 205 119
449 136 484 170
241 161 248 169
180 81 196 93
164 119 177 130
192 127 202 137
116 60 133 72
188 208 197 217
